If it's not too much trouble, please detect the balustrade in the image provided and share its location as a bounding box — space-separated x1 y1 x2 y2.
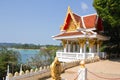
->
56 51 96 62
6 56 100 80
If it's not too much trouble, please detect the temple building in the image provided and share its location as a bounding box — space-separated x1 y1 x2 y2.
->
52 7 109 62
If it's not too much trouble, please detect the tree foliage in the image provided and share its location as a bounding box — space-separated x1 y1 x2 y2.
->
93 0 120 27
103 22 120 57
0 48 21 79
93 0 120 58
0 43 41 49
26 45 61 68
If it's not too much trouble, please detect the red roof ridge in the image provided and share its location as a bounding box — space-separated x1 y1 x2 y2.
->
82 13 97 17
73 13 81 17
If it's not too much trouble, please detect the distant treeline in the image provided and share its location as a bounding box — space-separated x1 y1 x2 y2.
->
0 43 61 49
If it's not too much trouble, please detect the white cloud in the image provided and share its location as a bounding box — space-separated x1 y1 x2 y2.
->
81 2 88 11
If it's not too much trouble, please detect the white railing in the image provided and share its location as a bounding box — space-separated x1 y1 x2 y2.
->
86 53 95 58
56 51 96 62
57 52 84 59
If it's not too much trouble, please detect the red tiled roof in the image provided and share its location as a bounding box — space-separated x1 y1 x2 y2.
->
73 13 83 28
83 14 97 28
62 13 98 30
53 31 83 38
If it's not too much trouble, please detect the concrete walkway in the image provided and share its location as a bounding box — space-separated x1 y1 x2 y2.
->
46 59 120 80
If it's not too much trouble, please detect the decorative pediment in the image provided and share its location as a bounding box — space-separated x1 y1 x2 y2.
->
66 19 77 32
60 6 80 32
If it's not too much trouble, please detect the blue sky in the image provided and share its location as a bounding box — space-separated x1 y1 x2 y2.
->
0 0 96 45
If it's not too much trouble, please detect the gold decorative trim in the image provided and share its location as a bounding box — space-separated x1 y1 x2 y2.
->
97 40 102 46
78 38 86 48
88 39 96 48
61 40 67 48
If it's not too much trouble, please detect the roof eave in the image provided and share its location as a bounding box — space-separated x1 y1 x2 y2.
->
53 35 85 40
96 34 110 40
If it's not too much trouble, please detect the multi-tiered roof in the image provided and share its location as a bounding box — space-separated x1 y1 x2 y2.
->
53 7 108 40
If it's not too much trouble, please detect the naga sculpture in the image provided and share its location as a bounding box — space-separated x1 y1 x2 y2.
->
50 57 61 80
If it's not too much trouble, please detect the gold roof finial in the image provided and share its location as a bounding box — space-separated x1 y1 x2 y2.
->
67 6 72 13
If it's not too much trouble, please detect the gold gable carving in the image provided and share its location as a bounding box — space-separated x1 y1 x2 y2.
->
66 19 77 32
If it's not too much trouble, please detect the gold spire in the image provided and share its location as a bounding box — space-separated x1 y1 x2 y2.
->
67 6 72 13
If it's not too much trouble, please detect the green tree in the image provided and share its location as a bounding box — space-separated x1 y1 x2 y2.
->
0 47 21 79
93 0 120 27
93 0 120 58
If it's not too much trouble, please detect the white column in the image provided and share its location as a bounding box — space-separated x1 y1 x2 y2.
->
93 45 95 53
68 41 71 52
78 68 87 80
6 65 9 80
66 40 68 52
73 44 76 52
78 61 87 80
68 44 70 52
20 64 22 72
83 44 86 59
84 44 86 53
80 45 82 53
6 76 9 80
64 44 67 52
89 47 92 53
64 46 66 52
62 40 67 52
7 65 9 76
94 45 96 57
97 43 100 56
77 44 80 52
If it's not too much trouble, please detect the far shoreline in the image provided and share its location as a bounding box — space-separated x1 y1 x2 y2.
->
8 47 40 50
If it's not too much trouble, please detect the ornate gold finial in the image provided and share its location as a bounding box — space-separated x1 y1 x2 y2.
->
80 60 85 68
68 6 71 13
50 57 61 80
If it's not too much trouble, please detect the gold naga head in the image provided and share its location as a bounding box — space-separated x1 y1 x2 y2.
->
80 60 85 68
54 57 59 63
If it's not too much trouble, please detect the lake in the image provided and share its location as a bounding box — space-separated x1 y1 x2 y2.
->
10 48 40 63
